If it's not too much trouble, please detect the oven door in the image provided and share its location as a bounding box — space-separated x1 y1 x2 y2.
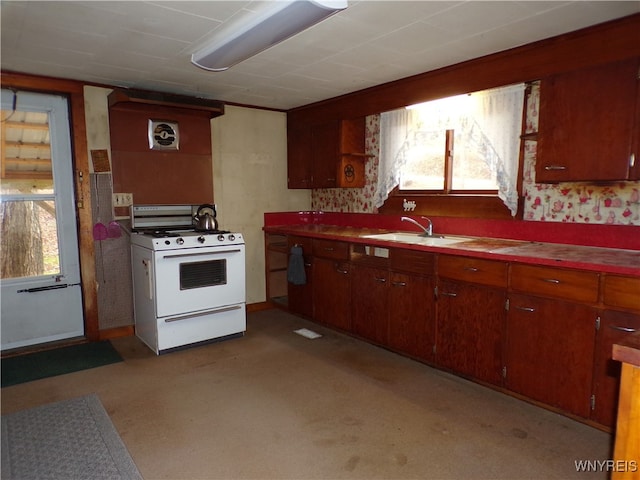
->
154 244 245 318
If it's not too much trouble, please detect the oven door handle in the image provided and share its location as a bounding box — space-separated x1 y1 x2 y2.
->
164 305 243 323
162 248 242 259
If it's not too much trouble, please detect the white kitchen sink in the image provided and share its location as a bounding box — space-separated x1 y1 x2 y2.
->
361 232 474 246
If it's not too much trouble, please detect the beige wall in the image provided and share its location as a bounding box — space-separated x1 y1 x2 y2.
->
211 106 310 304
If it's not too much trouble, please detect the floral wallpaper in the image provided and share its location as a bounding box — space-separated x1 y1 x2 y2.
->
312 84 640 225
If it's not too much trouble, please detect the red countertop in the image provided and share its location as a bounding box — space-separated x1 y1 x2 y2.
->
264 212 640 276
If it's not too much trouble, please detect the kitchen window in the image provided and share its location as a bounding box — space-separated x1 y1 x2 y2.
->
375 83 525 216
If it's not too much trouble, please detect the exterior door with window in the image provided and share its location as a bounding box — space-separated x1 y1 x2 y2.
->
1 89 84 350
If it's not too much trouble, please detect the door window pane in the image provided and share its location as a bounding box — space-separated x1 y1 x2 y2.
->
1 109 59 279
1 110 53 193
0 200 60 279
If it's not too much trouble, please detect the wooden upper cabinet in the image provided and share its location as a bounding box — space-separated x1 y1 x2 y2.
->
536 58 639 182
287 117 367 189
287 125 313 188
311 121 340 188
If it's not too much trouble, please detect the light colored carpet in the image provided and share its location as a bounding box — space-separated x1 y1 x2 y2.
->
1 309 612 479
1 393 142 480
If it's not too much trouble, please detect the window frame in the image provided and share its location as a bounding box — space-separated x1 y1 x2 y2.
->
398 128 501 195
379 84 531 220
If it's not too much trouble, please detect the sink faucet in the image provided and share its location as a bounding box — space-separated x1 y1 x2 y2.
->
401 216 433 237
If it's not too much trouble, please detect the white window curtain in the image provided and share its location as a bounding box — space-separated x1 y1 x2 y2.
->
375 108 413 209
375 83 525 216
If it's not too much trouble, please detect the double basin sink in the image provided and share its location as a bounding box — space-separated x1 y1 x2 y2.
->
361 232 474 247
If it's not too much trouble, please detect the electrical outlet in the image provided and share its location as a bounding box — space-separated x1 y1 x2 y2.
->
113 193 133 207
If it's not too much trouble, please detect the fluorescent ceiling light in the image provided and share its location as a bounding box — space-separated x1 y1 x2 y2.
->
191 0 348 72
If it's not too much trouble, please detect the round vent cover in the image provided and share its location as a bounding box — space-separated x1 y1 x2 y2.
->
148 119 179 150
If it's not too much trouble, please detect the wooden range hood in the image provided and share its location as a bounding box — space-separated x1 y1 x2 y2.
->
108 88 225 118
108 87 224 207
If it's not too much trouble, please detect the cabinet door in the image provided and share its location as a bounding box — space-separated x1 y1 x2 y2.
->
537 58 638 182
311 121 339 188
312 258 351 331
506 294 597 418
351 264 389 344
388 272 435 362
287 236 313 318
287 125 312 188
592 310 640 428
437 280 505 385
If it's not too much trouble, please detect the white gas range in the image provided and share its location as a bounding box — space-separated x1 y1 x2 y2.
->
130 204 246 354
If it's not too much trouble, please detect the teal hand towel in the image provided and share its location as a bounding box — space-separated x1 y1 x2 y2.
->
287 246 307 285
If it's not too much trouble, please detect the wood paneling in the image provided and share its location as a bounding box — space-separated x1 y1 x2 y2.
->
288 14 640 125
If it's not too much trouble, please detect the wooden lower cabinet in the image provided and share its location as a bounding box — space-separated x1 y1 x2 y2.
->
312 258 351 331
351 264 389 344
592 310 640 428
266 232 640 429
388 272 436 363
436 279 505 386
506 294 597 418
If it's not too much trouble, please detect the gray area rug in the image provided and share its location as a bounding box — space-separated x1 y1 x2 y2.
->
1 393 142 480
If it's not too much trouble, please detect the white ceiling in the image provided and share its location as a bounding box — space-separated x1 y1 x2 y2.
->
2 1 638 110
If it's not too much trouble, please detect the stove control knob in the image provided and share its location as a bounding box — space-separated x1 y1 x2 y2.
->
198 236 206 244
217 234 225 241
164 240 171 245
176 237 184 245
228 234 236 241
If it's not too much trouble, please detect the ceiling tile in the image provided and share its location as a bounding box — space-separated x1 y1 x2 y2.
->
1 0 637 109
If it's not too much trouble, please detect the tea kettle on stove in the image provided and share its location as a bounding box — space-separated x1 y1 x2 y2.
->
193 204 218 232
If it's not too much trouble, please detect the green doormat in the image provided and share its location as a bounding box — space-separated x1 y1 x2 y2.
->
1 341 123 387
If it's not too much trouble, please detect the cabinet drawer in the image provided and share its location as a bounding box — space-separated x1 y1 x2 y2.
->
390 249 435 276
438 255 508 288
312 239 350 260
603 275 640 311
510 264 599 303
287 235 313 256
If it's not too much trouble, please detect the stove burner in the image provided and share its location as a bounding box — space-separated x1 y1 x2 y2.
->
146 231 182 238
135 228 230 237
194 229 230 234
